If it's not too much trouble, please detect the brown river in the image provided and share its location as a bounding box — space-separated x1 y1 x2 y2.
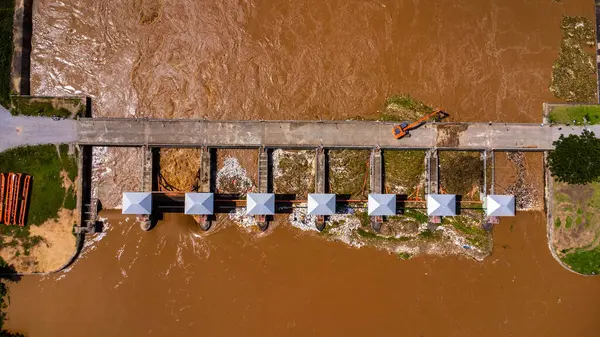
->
6 212 600 336
8 0 600 335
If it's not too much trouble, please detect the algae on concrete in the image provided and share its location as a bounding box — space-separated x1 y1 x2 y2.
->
0 0 14 108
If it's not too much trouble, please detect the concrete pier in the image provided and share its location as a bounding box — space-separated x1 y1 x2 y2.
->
75 145 97 233
141 146 153 192
483 150 494 196
427 150 439 195
370 148 383 194
315 147 327 193
258 147 270 193
199 147 212 192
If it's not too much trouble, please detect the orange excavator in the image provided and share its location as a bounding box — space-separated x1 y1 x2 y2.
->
392 109 449 139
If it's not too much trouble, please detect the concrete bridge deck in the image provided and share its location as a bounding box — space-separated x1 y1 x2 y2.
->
77 118 599 150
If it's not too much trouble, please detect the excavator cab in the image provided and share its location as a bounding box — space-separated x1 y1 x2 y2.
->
392 123 411 138
392 109 448 139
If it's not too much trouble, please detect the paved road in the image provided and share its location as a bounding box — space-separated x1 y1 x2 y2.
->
0 105 78 152
77 118 600 150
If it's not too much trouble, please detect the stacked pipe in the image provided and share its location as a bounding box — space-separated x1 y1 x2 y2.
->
0 173 31 226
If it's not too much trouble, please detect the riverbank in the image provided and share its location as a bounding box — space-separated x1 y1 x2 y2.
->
0 144 78 273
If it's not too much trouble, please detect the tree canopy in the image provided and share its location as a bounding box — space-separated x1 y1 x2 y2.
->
548 130 600 185
0 258 23 337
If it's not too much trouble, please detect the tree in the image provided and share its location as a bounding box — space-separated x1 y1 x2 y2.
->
0 258 24 337
548 130 600 184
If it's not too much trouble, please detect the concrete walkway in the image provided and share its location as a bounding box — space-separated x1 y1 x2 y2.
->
77 118 600 150
0 105 78 152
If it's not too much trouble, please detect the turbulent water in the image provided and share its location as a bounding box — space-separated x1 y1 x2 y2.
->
13 0 600 336
31 0 592 122
6 212 600 336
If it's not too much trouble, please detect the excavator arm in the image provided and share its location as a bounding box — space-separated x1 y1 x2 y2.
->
392 109 448 139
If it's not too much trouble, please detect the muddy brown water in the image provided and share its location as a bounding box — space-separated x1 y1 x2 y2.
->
20 0 600 335
31 0 593 122
5 211 600 336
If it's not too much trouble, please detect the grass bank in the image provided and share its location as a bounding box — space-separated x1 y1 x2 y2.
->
0 144 77 225
10 96 86 118
0 0 14 108
552 179 600 274
547 105 600 125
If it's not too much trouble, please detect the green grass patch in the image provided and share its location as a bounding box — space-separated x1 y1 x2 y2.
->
445 216 491 249
10 96 85 118
59 144 78 181
548 105 600 125
64 185 76 210
0 145 77 225
352 94 434 122
554 192 571 204
588 182 600 210
321 220 343 235
382 95 434 121
355 211 370 227
554 217 562 228
0 0 14 108
403 209 428 224
562 246 600 275
418 229 435 239
397 252 411 260
565 216 573 229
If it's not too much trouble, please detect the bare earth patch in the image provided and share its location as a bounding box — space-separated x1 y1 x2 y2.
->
0 209 76 273
551 180 600 253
